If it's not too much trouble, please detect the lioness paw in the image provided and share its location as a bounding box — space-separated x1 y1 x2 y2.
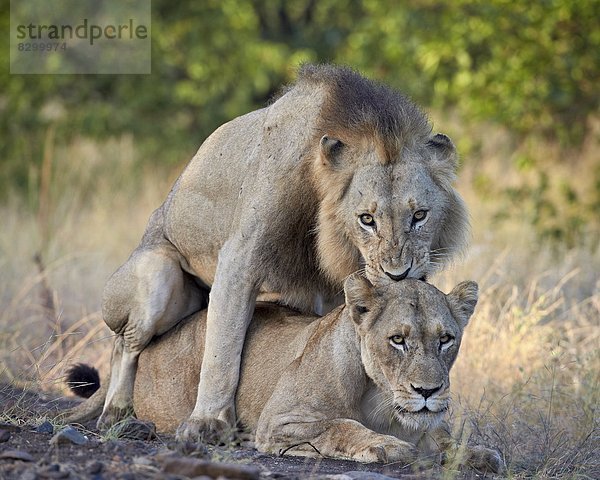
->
467 445 504 474
176 417 234 445
354 439 417 465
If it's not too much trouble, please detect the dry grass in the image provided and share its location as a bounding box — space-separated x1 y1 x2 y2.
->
0 134 177 391
433 124 600 478
1 129 598 478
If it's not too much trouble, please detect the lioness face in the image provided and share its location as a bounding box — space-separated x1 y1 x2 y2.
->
345 276 478 431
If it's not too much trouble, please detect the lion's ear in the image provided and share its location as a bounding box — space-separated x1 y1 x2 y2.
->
319 135 344 166
447 280 478 329
427 133 458 183
344 273 375 324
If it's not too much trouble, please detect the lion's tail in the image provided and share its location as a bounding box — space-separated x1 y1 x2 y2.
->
66 363 101 398
60 363 107 424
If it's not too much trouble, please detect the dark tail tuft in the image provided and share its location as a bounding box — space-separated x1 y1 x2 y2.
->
66 363 100 398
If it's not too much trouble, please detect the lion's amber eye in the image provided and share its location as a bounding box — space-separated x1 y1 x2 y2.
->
390 335 405 346
359 213 376 227
413 210 428 222
440 334 453 345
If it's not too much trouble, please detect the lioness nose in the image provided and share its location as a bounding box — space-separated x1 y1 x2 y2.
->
385 266 411 281
411 384 442 399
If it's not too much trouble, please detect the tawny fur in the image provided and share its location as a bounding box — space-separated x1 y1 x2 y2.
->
96 64 471 440
66 278 501 473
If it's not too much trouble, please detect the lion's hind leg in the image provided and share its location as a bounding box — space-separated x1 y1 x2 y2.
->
98 245 206 430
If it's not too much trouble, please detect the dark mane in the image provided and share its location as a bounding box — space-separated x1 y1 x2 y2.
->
297 64 432 161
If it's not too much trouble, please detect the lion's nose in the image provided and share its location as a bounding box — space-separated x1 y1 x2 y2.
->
384 266 411 281
411 384 443 399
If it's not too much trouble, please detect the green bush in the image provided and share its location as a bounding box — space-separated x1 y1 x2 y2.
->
2 0 598 208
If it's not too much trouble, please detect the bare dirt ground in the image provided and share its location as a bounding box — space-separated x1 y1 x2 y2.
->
0 384 495 480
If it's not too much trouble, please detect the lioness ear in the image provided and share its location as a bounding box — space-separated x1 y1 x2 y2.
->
427 133 458 183
320 135 344 166
447 281 478 329
344 273 375 324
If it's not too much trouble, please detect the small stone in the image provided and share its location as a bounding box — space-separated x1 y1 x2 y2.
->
132 456 153 466
0 449 34 462
0 422 22 432
85 461 103 475
37 464 70 479
0 429 11 442
36 421 54 434
342 472 397 480
50 426 88 446
113 418 156 440
160 457 260 480
20 470 38 480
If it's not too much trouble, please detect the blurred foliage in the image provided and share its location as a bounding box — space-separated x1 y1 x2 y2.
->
494 169 599 249
342 0 599 143
1 0 599 245
473 145 600 249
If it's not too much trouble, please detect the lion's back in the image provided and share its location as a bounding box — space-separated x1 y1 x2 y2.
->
160 80 329 291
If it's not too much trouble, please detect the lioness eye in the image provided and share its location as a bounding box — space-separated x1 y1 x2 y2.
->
390 335 405 346
413 210 428 222
359 213 375 227
440 334 454 345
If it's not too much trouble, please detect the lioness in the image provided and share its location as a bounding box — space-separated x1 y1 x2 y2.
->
67 276 501 472
100 64 470 441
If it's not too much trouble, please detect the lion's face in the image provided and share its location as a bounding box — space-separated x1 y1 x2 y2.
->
316 134 469 287
344 275 478 431
346 160 450 283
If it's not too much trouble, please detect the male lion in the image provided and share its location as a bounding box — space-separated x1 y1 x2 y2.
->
99 64 470 441
66 276 501 472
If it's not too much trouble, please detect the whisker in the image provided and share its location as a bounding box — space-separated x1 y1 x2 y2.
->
366 391 395 423
430 247 454 253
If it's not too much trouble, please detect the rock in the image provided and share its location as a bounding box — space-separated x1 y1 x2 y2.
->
36 421 54 434
0 449 34 462
0 422 22 432
38 471 69 479
37 463 70 479
20 470 38 480
132 456 153 466
342 472 398 480
160 457 261 480
50 426 88 446
85 460 104 475
113 418 156 440
0 429 11 442
317 476 353 480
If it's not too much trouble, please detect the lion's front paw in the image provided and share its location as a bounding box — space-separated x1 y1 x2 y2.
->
96 404 135 431
354 438 417 465
467 445 504 474
175 416 234 445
